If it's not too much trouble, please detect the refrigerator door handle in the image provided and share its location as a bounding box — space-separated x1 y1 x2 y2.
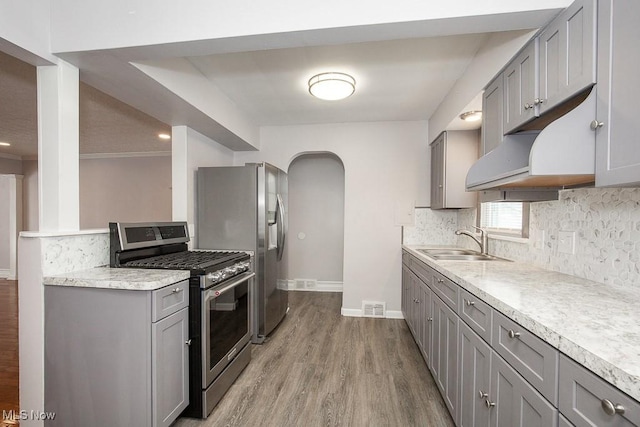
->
276 193 286 261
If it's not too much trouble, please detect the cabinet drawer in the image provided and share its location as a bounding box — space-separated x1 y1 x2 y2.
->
409 257 433 287
431 270 459 312
458 288 492 343
559 355 640 426
152 280 189 322
491 310 558 405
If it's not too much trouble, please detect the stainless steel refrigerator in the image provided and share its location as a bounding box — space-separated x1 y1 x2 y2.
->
197 162 288 343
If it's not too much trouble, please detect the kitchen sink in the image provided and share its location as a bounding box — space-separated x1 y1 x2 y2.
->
417 248 510 262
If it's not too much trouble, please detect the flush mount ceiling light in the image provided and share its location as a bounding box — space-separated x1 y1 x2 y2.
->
158 133 171 140
308 72 356 101
459 110 482 122
0 142 11 147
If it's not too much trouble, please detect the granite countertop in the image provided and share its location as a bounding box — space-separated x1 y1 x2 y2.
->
403 244 640 403
44 267 191 291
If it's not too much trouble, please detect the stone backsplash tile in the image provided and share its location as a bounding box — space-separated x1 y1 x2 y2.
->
402 208 458 246
457 188 640 288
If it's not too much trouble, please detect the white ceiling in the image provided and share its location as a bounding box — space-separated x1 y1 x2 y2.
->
186 34 490 126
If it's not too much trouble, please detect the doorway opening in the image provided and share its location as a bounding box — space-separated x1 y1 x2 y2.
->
285 152 345 292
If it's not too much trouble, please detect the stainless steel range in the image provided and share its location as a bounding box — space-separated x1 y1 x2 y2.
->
110 221 254 418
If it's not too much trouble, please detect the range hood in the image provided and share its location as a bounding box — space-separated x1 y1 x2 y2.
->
466 88 596 193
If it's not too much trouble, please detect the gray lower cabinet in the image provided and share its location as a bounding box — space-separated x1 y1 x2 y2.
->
45 281 190 427
432 293 459 422
595 0 640 187
559 355 640 426
458 321 491 427
403 250 640 427
490 351 558 427
558 414 574 427
152 308 190 427
491 310 559 405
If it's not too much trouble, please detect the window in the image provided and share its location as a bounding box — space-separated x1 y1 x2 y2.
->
479 202 529 238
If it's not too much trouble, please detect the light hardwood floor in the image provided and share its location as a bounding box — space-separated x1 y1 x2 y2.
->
0 279 19 427
176 291 454 427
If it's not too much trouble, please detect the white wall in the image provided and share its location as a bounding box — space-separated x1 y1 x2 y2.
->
234 121 429 316
287 153 345 284
172 126 235 245
0 157 23 174
79 155 172 229
0 176 10 270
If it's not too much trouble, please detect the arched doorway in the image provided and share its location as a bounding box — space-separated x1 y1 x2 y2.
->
285 152 345 291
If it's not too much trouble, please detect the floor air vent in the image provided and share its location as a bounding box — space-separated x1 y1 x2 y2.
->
362 301 386 318
294 279 317 289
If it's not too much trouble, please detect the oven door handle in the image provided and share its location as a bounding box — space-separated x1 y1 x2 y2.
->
203 272 255 299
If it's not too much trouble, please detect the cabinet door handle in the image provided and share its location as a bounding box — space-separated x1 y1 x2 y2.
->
524 103 532 110
590 120 605 130
427 317 433 322
601 399 625 416
534 98 545 105
508 330 521 339
485 399 496 409
172 287 182 293
436 278 444 283
185 339 192 346
415 299 420 304
478 390 488 399
465 299 475 307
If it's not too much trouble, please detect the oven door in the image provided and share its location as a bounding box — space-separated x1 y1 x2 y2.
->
201 272 254 388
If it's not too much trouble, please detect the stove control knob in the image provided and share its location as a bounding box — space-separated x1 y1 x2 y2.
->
208 272 223 283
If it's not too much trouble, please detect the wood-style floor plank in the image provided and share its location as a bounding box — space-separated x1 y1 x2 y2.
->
0 279 19 427
175 291 454 427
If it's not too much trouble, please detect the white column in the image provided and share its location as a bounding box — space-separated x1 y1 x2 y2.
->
171 125 188 222
9 175 23 280
37 60 80 232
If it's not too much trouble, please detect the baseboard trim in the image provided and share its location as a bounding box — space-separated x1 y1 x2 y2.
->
340 308 404 319
284 280 343 292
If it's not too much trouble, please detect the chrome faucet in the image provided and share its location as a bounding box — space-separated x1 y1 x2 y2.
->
455 226 489 255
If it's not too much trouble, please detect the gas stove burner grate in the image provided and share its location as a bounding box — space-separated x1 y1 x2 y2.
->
122 250 247 271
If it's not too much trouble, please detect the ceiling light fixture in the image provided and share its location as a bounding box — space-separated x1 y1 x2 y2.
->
0 142 11 147
459 110 482 122
308 72 356 101
158 133 171 140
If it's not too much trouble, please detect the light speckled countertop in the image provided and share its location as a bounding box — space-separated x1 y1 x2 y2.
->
44 267 191 291
403 245 640 403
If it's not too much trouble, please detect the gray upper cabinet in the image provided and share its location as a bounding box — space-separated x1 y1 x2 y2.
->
595 0 640 187
430 130 478 209
481 74 504 155
503 40 539 133
538 0 597 115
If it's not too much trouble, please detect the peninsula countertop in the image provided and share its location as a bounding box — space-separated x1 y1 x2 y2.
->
43 266 191 291
403 244 640 403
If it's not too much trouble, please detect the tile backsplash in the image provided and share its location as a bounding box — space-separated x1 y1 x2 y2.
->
405 188 640 288
402 208 458 246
